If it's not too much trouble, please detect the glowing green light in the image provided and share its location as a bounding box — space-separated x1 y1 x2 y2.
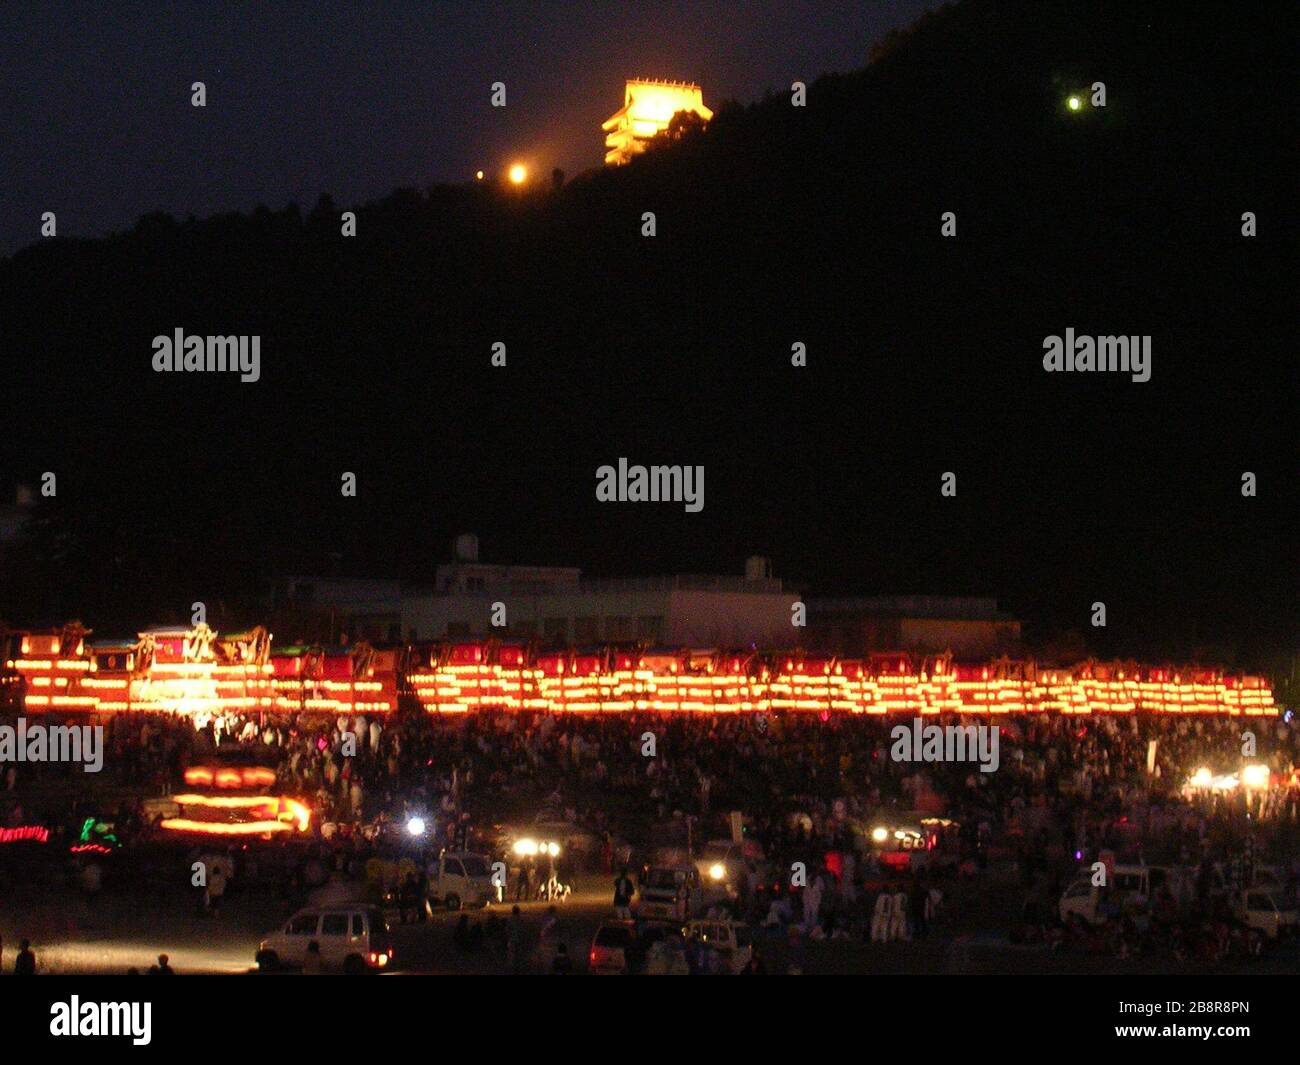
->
1067 95 1082 112
80 817 118 845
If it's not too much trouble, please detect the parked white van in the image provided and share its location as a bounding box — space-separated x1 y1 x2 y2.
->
257 905 393 973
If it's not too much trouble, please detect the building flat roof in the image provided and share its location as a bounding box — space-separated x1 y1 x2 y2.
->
808 595 1017 621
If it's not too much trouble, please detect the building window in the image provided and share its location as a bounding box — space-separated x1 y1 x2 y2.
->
574 617 599 643
637 615 664 641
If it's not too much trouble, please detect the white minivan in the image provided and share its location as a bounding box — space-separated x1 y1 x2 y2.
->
257 905 393 973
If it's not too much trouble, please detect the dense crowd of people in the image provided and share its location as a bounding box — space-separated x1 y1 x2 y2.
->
2 704 1298 970
5 706 1300 857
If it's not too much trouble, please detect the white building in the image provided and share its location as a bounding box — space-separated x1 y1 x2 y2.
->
281 536 800 648
403 542 796 647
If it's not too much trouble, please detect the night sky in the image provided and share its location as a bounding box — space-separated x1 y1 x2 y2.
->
0 1 1293 664
0 0 932 258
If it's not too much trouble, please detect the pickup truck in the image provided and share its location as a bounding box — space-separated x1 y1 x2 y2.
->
684 918 754 974
426 851 495 910
1232 889 1297 941
1058 864 1178 925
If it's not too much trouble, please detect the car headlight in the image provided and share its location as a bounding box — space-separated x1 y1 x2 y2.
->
709 863 726 881
1241 764 1270 790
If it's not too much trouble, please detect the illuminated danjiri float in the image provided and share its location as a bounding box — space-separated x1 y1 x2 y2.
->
1 622 1277 718
156 764 312 837
2 622 395 718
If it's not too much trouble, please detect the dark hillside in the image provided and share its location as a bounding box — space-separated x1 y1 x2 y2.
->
1 0 1293 663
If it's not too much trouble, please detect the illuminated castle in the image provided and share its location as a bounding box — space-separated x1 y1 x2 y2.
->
602 79 713 165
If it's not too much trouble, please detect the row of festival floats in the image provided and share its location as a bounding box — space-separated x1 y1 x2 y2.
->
1 622 1279 721
0 623 1277 852
405 642 1277 718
